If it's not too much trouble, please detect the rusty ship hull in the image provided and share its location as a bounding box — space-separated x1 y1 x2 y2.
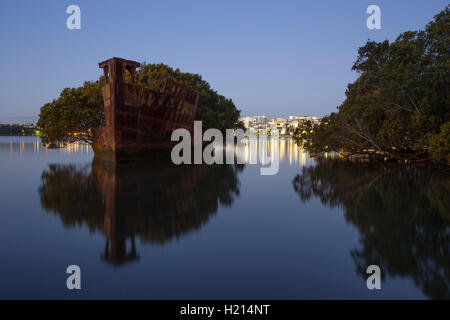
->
93 57 198 162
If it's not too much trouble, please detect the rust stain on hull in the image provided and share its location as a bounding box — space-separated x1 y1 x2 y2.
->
93 57 198 162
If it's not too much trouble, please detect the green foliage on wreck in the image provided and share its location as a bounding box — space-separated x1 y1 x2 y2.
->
37 62 244 147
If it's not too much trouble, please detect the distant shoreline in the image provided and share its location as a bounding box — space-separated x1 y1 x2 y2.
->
0 134 39 136
0 124 39 136
248 134 294 138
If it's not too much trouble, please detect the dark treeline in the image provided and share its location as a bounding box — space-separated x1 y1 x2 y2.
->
297 6 449 165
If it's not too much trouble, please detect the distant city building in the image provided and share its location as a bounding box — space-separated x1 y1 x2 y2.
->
251 115 269 124
239 115 321 135
239 117 252 128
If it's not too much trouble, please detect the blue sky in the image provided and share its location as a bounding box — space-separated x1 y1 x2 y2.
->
0 0 447 122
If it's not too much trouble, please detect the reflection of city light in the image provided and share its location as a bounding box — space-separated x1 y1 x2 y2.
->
294 143 298 164
244 140 249 163
8 137 309 166
5 139 93 155
289 140 293 165
236 138 309 168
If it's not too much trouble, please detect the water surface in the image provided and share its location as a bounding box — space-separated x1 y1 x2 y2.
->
0 136 448 299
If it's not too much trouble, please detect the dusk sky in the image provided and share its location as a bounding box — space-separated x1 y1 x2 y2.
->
0 0 447 122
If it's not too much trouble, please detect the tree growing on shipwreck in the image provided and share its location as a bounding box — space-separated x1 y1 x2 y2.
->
37 58 244 150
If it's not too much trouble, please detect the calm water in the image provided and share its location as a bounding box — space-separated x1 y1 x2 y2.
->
0 136 448 299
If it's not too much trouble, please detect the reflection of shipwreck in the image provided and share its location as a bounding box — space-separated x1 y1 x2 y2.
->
93 57 199 162
93 160 212 266
38 161 243 266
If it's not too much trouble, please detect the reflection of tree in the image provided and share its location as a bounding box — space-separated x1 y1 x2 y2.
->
293 160 450 299
39 164 104 231
39 159 243 266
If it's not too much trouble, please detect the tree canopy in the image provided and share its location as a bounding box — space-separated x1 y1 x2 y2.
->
38 63 244 147
297 6 449 164
38 80 105 146
135 63 244 133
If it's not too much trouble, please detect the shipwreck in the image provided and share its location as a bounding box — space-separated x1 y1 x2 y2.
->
93 57 199 162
